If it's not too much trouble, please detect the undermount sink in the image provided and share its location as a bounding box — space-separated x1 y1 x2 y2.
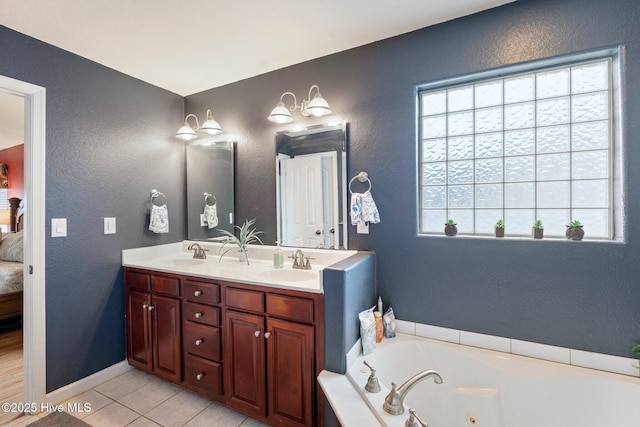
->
164 258 204 267
259 269 318 282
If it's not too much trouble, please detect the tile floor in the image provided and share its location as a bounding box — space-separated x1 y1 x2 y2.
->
7 369 271 427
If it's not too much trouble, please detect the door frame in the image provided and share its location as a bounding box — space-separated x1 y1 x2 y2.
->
0 75 47 406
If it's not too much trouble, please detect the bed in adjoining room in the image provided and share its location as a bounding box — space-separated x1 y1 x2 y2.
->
0 200 23 322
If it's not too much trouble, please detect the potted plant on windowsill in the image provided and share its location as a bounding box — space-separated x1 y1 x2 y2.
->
495 219 505 238
444 219 457 236
218 218 264 265
532 220 544 239
566 220 585 241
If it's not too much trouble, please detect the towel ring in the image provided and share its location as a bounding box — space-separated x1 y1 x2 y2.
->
150 189 167 206
204 192 217 206
349 171 372 194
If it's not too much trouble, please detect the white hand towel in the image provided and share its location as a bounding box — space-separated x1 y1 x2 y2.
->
350 193 363 225
204 204 218 229
149 204 169 233
361 191 381 224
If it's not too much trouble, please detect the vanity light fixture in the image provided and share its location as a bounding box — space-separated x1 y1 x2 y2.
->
268 84 332 124
176 109 223 140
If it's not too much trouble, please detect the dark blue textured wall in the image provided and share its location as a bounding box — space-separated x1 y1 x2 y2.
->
187 0 640 358
0 26 186 391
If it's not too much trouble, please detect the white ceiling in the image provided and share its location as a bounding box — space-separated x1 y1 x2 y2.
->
0 0 514 148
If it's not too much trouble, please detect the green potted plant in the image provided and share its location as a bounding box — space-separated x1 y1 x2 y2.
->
632 344 640 370
444 219 457 236
495 219 505 238
532 220 544 239
218 218 264 265
566 220 585 241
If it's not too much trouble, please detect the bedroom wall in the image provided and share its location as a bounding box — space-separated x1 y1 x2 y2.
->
0 26 185 391
0 144 24 199
186 0 640 358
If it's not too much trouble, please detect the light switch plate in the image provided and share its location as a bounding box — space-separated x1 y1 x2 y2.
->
51 218 67 237
104 217 116 234
357 222 369 234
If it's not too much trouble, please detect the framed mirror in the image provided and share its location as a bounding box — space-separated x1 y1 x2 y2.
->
276 122 348 249
186 141 235 240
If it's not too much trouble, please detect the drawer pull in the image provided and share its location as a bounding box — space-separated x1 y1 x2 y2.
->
194 290 202 297
195 312 203 318
196 373 204 381
254 330 261 337
264 331 272 339
195 339 204 346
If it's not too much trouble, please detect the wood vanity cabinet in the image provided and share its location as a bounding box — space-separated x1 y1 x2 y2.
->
181 279 223 401
125 269 182 384
224 284 321 427
125 267 324 427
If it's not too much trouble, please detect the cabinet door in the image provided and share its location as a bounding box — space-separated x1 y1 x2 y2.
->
267 318 315 427
224 310 266 418
152 294 182 383
126 290 152 372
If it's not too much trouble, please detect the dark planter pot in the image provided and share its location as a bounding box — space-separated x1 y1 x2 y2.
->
566 226 585 241
533 228 544 239
495 228 505 238
444 224 458 236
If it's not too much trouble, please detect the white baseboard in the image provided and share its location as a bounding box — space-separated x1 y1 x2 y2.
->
46 360 133 405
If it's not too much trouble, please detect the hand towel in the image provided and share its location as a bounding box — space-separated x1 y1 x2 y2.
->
204 204 218 229
149 204 169 233
351 191 381 225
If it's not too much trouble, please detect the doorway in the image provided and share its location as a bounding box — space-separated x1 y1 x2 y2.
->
0 75 47 414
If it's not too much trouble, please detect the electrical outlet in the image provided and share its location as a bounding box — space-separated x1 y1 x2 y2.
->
200 214 207 227
357 222 369 234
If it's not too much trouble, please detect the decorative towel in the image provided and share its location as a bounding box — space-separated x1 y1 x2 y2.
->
149 204 169 233
204 204 218 229
350 191 381 225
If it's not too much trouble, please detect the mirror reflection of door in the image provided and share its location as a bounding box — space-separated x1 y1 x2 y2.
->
280 152 337 248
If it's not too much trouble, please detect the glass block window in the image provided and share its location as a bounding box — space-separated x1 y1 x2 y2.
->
419 56 618 239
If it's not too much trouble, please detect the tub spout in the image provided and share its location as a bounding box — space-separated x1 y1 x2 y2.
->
383 370 443 416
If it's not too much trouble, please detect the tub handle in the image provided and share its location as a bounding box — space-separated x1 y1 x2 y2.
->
406 409 428 427
363 361 381 393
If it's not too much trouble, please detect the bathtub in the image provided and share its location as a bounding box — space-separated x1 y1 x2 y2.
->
339 333 640 427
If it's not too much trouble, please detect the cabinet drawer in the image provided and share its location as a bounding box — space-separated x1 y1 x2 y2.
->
125 270 150 291
184 322 221 361
184 301 220 327
151 275 180 297
183 281 220 305
266 293 314 324
225 287 264 312
184 354 223 400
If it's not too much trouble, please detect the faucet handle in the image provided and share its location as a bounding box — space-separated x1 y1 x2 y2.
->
406 409 429 427
363 361 381 393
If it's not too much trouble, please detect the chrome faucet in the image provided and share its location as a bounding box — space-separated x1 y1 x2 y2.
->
405 409 429 427
187 243 209 259
290 249 313 270
383 370 443 415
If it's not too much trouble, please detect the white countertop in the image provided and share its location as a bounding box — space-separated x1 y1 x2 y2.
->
122 241 358 293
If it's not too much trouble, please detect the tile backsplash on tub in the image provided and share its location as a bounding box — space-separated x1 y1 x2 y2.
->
397 319 640 378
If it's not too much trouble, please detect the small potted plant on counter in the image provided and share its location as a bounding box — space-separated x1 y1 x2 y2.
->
444 219 457 236
632 344 640 370
218 218 264 265
532 220 544 239
566 220 585 241
495 219 505 238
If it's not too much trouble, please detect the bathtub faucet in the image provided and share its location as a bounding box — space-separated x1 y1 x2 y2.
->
383 370 443 416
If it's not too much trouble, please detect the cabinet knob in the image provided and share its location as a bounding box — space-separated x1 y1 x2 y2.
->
142 304 148 310
254 330 261 337
147 305 154 311
196 373 204 381
195 339 204 346
194 290 202 297
195 312 203 318
264 332 272 339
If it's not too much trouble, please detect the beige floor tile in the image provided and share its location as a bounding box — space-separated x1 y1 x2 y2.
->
82 402 139 427
183 402 247 427
65 389 115 419
239 417 271 427
126 417 163 427
94 369 154 401
5 413 45 427
118 376 181 415
144 390 211 427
